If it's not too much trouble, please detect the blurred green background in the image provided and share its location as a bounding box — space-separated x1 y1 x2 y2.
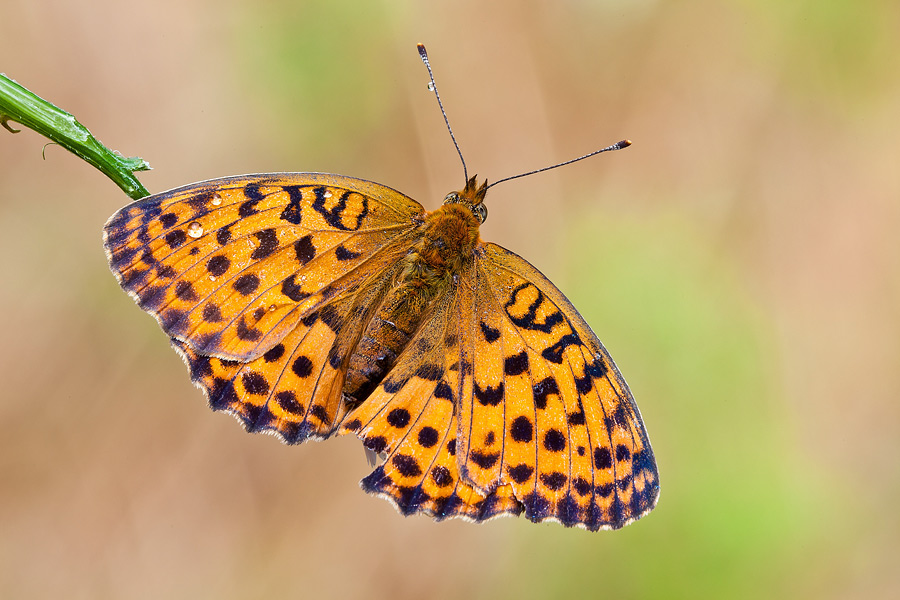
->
2 1 898 598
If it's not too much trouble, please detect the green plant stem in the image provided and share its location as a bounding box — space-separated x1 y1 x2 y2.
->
0 73 150 199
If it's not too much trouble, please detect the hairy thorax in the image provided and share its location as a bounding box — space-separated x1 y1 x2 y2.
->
343 202 481 401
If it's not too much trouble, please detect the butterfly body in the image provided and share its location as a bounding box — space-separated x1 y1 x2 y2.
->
104 172 659 530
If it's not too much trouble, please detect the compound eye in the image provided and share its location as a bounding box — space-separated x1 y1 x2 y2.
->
473 203 488 223
443 192 459 204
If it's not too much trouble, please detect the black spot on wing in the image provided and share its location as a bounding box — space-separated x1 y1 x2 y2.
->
110 246 138 269
504 351 529 376
310 404 330 423
575 371 593 395
244 181 266 201
328 352 342 369
207 255 230 276
543 428 566 452
594 446 613 469
504 282 564 333
434 380 453 400
239 199 260 218
165 230 186 249
312 187 369 231
540 472 567 491
138 285 164 310
542 333 581 364
122 269 149 289
216 226 232 246
387 408 411 428
275 390 304 415
235 315 262 341
187 191 212 210
174 280 197 301
567 409 586 426
632 448 656 475
431 466 453 487
557 496 583 527
233 273 260 295
242 371 269 395
159 212 178 228
318 305 342 333
364 436 387 454
532 376 559 410
280 185 304 224
202 303 223 322
507 463 534 483
474 382 504 406
334 244 361 261
595 483 615 498
573 477 591 496
250 229 278 260
605 404 630 432
414 363 443 381
294 235 316 265
281 274 309 301
417 427 439 448
263 344 285 362
479 321 500 342
392 454 422 477
469 450 500 469
587 356 608 378
510 416 533 443
239 183 264 216
382 377 406 394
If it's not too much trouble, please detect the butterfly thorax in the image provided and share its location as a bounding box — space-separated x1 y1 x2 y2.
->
343 184 484 403
403 175 487 283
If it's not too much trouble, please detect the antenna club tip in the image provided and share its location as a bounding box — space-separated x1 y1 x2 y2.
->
618 139 633 149
417 44 428 57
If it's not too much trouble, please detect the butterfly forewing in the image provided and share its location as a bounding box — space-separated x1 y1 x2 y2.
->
468 243 659 529
104 174 426 361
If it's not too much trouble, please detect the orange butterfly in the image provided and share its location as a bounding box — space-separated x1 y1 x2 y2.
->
103 46 658 530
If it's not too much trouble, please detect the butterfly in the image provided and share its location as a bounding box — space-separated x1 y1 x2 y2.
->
102 46 659 531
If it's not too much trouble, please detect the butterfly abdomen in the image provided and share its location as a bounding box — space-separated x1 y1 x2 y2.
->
344 282 434 402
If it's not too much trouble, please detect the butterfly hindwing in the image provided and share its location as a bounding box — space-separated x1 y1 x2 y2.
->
340 276 523 522
104 174 426 361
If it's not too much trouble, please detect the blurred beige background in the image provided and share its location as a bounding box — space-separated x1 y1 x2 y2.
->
2 1 898 598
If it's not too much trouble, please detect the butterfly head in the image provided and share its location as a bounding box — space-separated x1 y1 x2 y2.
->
443 175 488 224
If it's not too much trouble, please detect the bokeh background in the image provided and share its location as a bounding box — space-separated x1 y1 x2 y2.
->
2 1 899 598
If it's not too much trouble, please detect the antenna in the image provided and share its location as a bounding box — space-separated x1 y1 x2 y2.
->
487 139 632 190
417 44 469 182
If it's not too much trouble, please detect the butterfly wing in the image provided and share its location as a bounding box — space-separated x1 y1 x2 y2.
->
339 241 658 529
105 174 426 441
455 242 659 530
104 173 425 361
